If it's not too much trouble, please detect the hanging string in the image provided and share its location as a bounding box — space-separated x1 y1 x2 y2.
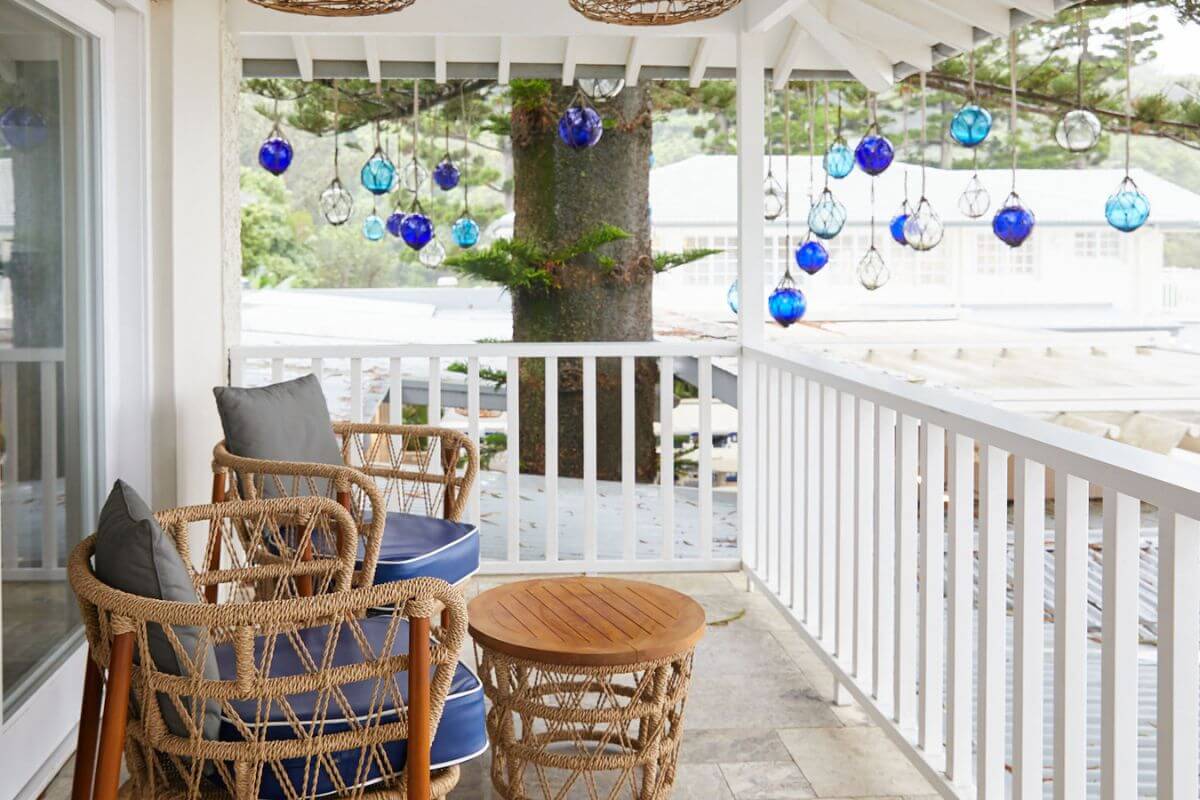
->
1123 0 1133 177
766 79 776 167
374 82 383 150
1009 31 1019 192
783 81 792 272
332 80 341 176
460 83 471 214
822 82 832 188
1076 5 1086 109
835 88 844 138
968 48 976 101
807 82 816 204
918 71 928 196
869 173 876 249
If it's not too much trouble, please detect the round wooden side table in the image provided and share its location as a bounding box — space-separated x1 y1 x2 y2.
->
469 577 706 800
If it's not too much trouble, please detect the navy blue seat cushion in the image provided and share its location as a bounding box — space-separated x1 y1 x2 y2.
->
213 616 486 799
360 512 480 587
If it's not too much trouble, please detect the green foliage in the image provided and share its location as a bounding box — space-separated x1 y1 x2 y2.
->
240 168 318 287
447 361 508 388
443 224 631 291
508 79 553 112
556 224 630 262
479 432 508 471
653 248 722 274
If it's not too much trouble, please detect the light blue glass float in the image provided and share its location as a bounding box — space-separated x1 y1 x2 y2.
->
452 216 481 248
795 238 829 275
1104 176 1150 232
362 213 386 242
854 130 894 176
360 147 397 195
0 106 48 151
949 104 992 147
823 137 854 179
726 280 739 314
400 211 434 251
258 124 294 176
993 192 1036 247
558 104 603 150
769 277 806 327
808 189 847 240
433 157 460 191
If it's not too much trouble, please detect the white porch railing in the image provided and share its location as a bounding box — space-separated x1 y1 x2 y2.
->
229 341 741 574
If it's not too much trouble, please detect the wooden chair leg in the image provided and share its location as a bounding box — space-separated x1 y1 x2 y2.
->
71 650 105 800
408 616 431 800
93 632 134 800
206 472 227 604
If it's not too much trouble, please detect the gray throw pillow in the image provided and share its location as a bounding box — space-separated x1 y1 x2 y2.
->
93 480 221 740
213 373 343 498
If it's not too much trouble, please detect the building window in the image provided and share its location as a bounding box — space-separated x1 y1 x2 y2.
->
682 234 739 286
1073 230 1121 260
976 233 1034 276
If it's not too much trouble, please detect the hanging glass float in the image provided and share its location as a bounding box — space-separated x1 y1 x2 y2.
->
857 246 890 291
958 172 991 219
1105 176 1150 233
993 192 1036 247
808 188 847 240
258 123 294 176
578 78 625 101
854 128 894 176
558 100 603 150
386 208 407 238
769 275 806 328
763 172 785 222
418 238 447 267
0 105 48 151
949 104 992 147
726 280 739 314
432 156 460 191
1054 109 1102 153
889 200 911 247
400 209 434 251
362 213 386 242
399 159 428 193
452 216 481 248
320 178 354 226
361 147 397 195
823 136 854 179
795 238 829 276
903 197 944 251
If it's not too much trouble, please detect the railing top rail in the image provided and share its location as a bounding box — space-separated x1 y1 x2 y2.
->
231 341 740 359
749 343 1200 518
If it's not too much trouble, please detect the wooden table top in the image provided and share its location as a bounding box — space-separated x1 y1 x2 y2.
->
468 577 706 667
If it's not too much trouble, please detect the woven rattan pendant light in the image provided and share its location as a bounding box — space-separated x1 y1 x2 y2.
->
569 0 742 26
247 0 415 16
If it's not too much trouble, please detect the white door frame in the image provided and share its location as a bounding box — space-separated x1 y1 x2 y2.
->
0 0 151 797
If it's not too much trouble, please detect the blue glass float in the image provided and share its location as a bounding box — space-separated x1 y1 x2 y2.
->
795 238 829 275
808 189 847 240
452 216 481 248
432 157 460 191
558 104 603 150
400 211 434 251
769 279 806 328
258 125 293 176
949 104 992 148
726 280 739 314
1104 176 1150 233
386 209 407 238
992 192 1036 247
362 213 386 242
0 106 48 151
903 197 944 252
854 130 894 176
823 138 854 179
360 147 397 195
889 201 911 246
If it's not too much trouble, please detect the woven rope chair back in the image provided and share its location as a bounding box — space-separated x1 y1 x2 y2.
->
69 497 465 799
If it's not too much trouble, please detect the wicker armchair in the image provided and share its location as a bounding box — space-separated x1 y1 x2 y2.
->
211 422 479 599
68 497 484 800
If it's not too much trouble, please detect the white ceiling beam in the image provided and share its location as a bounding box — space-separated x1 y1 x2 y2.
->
625 36 644 87
771 22 807 90
1007 0 1056 21
363 36 380 84
828 0 934 71
561 37 578 86
864 0 975 51
743 0 804 33
292 35 313 82
433 35 446 83
908 0 1011 37
497 35 511 85
790 0 893 91
689 36 714 87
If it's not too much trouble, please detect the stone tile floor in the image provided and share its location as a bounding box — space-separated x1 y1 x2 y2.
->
42 572 939 800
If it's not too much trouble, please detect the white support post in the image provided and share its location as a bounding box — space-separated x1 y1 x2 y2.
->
735 31 766 348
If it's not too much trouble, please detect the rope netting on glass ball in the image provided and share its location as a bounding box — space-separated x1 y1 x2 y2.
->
903 73 943 253
1056 6 1103 154
319 81 354 226
258 97 294 177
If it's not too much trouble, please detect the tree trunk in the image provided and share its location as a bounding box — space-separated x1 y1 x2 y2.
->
509 84 657 482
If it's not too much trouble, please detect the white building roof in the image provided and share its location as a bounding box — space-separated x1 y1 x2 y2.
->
649 156 1200 229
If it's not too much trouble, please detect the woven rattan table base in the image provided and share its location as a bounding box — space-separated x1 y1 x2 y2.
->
476 648 697 800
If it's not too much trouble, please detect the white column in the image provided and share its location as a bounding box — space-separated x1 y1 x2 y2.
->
735 31 765 348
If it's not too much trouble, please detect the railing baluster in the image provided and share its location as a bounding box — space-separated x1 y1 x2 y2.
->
740 357 757 572
660 356 675 562
758 364 770 576
1 363 19 570
467 357 481 523
1158 509 1200 800
621 356 636 561
1013 458 1045 800
893 414 918 729
271 357 284 384
698 356 714 562
1053 471 1087 800
946 432 974 784
821 385 837 644
791 375 807 612
427 357 441 426
350 358 364 424
918 422 944 756
386 357 398 423
506 357 520 563
582 356 597 564
978 445 1008 799
872 405 896 709
837 392 855 674
544 356 558 564
775 367 789 593
40 362 57 570
313 357 326 389
1101 489 1138 800
766 366 780 587
854 398 874 684
230 354 244 386
805 380 820 626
